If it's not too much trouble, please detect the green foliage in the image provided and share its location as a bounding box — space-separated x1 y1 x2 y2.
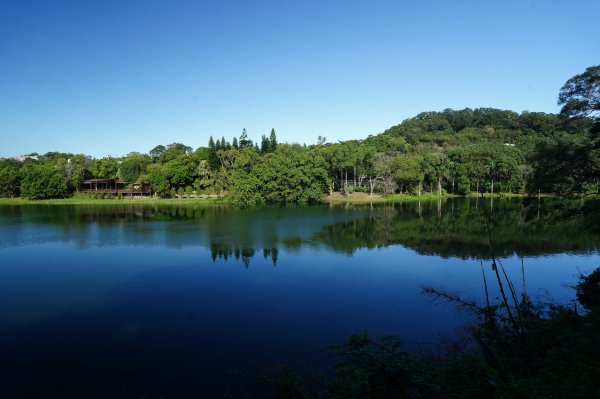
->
558 65 600 119
526 66 600 196
193 146 209 162
323 332 417 399
528 135 598 195
207 136 220 170
229 172 264 207
250 145 330 203
269 128 278 152
260 134 269 153
239 128 253 148
149 144 166 160
20 163 69 199
63 155 91 190
0 163 21 197
164 155 197 188
158 142 193 163
257 129 278 154
577 268 600 310
146 164 170 197
120 152 151 182
91 157 118 178
393 155 423 194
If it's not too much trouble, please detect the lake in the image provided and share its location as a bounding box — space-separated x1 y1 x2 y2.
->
1 198 599 398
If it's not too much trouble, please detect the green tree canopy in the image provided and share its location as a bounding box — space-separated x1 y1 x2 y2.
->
20 163 69 199
558 65 600 119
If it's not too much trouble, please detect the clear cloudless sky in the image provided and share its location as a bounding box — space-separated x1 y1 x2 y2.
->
0 0 598 158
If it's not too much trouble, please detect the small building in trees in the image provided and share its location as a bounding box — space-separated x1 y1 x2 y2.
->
79 179 153 196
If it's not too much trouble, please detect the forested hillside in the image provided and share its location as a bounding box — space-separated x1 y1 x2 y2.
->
0 107 597 205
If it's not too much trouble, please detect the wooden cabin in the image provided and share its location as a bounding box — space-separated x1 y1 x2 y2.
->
79 179 153 196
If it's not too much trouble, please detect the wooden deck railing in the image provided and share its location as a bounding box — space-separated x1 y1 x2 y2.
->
79 188 153 195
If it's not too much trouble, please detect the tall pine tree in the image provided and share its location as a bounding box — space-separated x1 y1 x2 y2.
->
207 136 220 170
239 128 252 147
269 128 278 152
260 135 269 153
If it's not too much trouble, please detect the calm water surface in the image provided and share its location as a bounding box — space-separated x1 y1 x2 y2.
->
1 199 598 398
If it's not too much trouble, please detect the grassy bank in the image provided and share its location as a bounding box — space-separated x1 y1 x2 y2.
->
325 192 527 203
0 196 228 206
0 192 530 206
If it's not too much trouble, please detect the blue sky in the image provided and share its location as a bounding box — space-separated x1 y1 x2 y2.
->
0 0 598 158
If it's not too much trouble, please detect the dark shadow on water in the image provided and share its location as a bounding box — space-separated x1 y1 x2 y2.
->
0 264 331 398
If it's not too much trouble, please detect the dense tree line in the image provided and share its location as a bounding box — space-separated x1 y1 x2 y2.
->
1 66 598 204
0 111 594 204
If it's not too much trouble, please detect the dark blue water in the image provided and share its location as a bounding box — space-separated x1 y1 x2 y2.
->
0 200 598 398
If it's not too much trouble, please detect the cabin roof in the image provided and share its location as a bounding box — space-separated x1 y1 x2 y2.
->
82 179 129 183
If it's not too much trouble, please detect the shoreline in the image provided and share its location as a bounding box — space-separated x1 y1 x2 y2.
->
0 192 531 206
324 192 528 203
0 197 229 205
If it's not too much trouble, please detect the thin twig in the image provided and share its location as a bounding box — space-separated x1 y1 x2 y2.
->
497 257 521 320
481 261 491 309
481 193 518 331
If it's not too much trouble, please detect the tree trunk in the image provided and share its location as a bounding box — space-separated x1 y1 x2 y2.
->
491 179 494 195
438 176 442 196
346 170 349 192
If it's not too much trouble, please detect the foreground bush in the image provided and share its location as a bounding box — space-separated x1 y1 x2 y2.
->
249 267 600 399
